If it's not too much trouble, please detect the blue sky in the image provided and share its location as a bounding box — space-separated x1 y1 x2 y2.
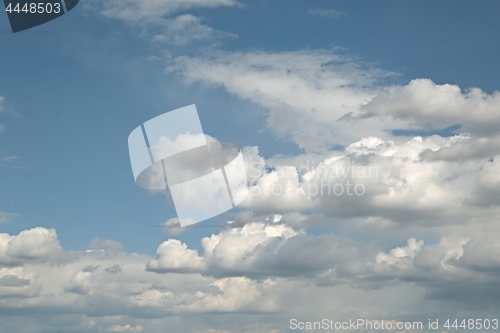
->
1 0 499 253
1 1 500 332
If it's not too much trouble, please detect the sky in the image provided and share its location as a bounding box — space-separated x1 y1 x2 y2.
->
1 1 500 332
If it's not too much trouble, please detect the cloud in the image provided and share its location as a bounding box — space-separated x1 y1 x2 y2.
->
92 0 240 23
143 219 500 312
0 211 19 223
375 238 424 267
0 225 498 331
0 227 63 265
168 50 500 155
107 325 144 332
168 49 407 151
420 135 500 162
147 239 207 273
88 1 239 46
0 156 24 170
152 14 237 45
308 8 345 19
161 217 186 235
104 264 122 274
88 238 124 253
0 267 40 298
235 134 500 227
363 78 500 136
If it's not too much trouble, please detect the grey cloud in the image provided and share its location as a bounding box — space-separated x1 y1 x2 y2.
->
105 264 122 274
0 274 30 287
83 265 100 273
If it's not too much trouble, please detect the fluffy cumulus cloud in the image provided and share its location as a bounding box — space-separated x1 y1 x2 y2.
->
147 239 206 273
143 222 490 290
363 79 500 136
156 45 500 329
0 227 287 332
1 224 498 332
235 135 500 227
164 49 500 225
0 227 63 265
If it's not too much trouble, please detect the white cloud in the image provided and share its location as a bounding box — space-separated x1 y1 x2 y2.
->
161 217 186 235
0 266 40 298
92 0 240 23
88 1 239 46
168 49 407 151
0 211 19 223
168 50 500 156
376 238 424 268
308 8 345 19
107 325 144 332
236 134 500 227
363 78 500 136
0 225 498 331
182 277 278 313
88 238 124 253
147 239 206 273
152 14 236 45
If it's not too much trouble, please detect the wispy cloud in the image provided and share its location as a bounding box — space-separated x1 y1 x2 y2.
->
0 211 20 223
88 1 239 46
90 0 240 24
168 49 396 151
308 8 345 19
152 14 237 45
0 156 24 169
